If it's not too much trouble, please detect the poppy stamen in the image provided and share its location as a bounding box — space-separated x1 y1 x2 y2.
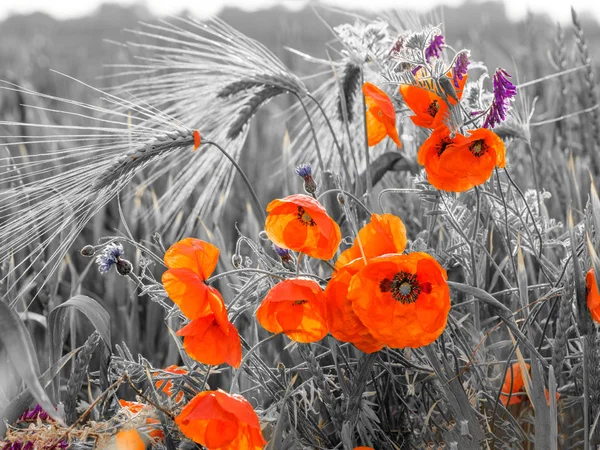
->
436 136 453 156
469 139 488 157
426 100 439 118
293 299 308 305
381 271 422 304
297 206 316 226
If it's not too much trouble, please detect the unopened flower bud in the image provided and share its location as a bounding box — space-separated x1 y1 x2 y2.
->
232 254 243 268
337 193 346 205
116 259 133 276
81 245 95 257
295 163 317 195
273 244 295 271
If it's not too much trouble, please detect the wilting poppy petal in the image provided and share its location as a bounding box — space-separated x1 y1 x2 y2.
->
265 194 341 260
154 365 187 403
336 213 407 269
348 252 450 349
164 238 219 280
325 259 385 353
177 315 242 368
256 278 328 343
162 269 220 320
175 390 266 450
362 82 402 148
119 399 146 415
586 269 600 323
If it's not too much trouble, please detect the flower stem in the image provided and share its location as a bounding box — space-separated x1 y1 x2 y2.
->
359 70 373 209
204 141 266 224
293 92 326 174
230 333 282 394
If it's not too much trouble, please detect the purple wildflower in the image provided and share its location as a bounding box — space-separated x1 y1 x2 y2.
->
95 243 124 274
425 34 444 62
483 68 517 129
453 51 470 88
19 404 49 422
295 163 317 194
411 65 422 75
22 443 33 450
273 244 294 270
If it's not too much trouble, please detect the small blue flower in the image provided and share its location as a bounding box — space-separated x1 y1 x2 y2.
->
425 34 444 62
295 164 312 179
95 243 124 274
273 244 291 259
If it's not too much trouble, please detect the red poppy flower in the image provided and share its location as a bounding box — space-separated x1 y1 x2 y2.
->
399 73 467 130
586 269 600 323
118 401 164 442
362 82 402 147
119 399 146 415
256 278 328 343
325 259 385 353
418 127 506 192
177 312 242 368
162 238 221 320
500 362 529 406
348 252 450 349
265 194 342 260
154 365 187 403
175 389 266 450
335 213 407 269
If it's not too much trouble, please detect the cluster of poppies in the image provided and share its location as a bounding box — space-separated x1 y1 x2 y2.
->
363 68 508 193
161 238 242 368
261 194 451 351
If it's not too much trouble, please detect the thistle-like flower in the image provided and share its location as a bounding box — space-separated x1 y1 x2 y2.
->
453 51 470 88
295 164 317 195
95 243 124 274
425 34 444 62
483 68 517 129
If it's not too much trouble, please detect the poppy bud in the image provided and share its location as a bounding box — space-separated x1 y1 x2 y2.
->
273 244 295 271
232 254 243 268
295 164 317 195
81 245 96 257
116 259 133 276
337 193 346 205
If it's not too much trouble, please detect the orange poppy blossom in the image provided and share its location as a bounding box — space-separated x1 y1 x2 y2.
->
347 252 450 349
362 82 402 147
335 213 407 269
586 268 600 323
265 194 342 260
500 362 560 407
256 278 328 343
113 429 150 450
325 258 385 353
417 127 506 192
162 238 221 320
175 389 266 450
154 365 187 403
399 72 468 130
176 290 242 368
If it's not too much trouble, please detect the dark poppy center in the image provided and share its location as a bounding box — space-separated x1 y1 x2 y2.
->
379 271 422 304
469 139 487 157
427 100 439 118
436 137 453 156
297 206 316 226
293 299 308 305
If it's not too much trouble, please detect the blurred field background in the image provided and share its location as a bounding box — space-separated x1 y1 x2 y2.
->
1 0 599 371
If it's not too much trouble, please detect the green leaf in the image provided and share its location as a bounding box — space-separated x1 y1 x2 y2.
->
0 301 63 426
48 295 111 400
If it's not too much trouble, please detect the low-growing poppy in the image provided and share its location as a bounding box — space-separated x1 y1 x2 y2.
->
586 269 600 323
348 252 450 348
265 194 342 260
177 313 242 368
114 429 149 450
418 127 506 192
500 362 529 406
256 278 328 343
325 259 385 353
335 213 407 269
175 389 266 450
154 365 187 403
399 73 467 130
362 82 401 147
162 238 222 320
500 362 559 407
118 401 164 442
